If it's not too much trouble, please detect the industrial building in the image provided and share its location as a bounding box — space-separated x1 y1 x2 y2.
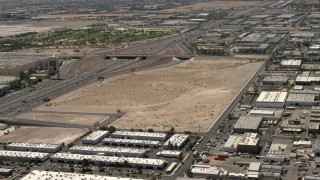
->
223 133 259 153
249 108 284 121
102 138 160 148
286 93 318 106
156 150 182 158
0 150 49 162
233 116 263 133
293 140 312 148
256 91 288 108
262 76 288 86
5 142 62 153
82 130 109 145
163 134 189 150
69 145 148 157
280 59 302 68
110 131 167 141
21 170 143 180
50 153 167 170
190 165 228 179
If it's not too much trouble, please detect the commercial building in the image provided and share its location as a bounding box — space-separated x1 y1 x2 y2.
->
82 130 109 145
256 91 288 108
237 134 260 154
0 150 49 162
280 59 302 68
233 116 263 133
286 93 317 106
223 135 242 153
102 138 160 148
110 131 167 141
51 153 167 170
262 76 288 86
5 142 62 153
163 134 189 150
21 170 143 180
156 150 182 158
69 145 147 157
0 52 58 77
223 133 259 154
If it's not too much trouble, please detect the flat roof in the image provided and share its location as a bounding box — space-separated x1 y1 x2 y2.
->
0 150 49 159
102 138 160 145
164 134 189 147
157 150 182 156
249 109 274 116
0 76 19 85
248 162 261 171
21 170 143 180
6 142 61 150
191 165 220 175
263 76 288 82
82 131 109 141
280 59 302 66
0 52 49 67
256 91 288 103
51 153 166 166
111 131 167 139
287 93 315 103
234 116 263 131
69 145 147 155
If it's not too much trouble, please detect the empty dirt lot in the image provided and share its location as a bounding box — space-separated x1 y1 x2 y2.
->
0 127 88 145
161 1 259 13
16 112 109 126
37 57 262 132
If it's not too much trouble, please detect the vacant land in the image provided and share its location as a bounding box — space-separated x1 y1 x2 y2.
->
38 57 262 132
162 1 259 13
0 127 88 145
17 112 109 126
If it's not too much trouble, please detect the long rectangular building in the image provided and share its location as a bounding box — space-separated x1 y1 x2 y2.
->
5 142 62 153
51 153 167 170
82 130 109 145
0 150 49 162
21 170 143 180
163 134 189 150
69 145 147 157
233 116 263 133
102 138 160 148
110 131 167 141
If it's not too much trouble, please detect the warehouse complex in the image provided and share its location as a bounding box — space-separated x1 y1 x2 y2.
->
0 150 49 162
51 153 167 170
5 142 62 153
82 130 109 145
102 138 160 148
21 170 143 180
223 133 259 154
69 145 148 157
110 131 167 141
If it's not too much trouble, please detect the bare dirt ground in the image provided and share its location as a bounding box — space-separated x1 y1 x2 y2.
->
36 56 262 132
0 127 88 145
0 20 98 36
161 1 259 13
16 112 109 126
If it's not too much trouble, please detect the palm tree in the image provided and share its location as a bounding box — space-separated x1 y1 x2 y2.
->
82 158 90 170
